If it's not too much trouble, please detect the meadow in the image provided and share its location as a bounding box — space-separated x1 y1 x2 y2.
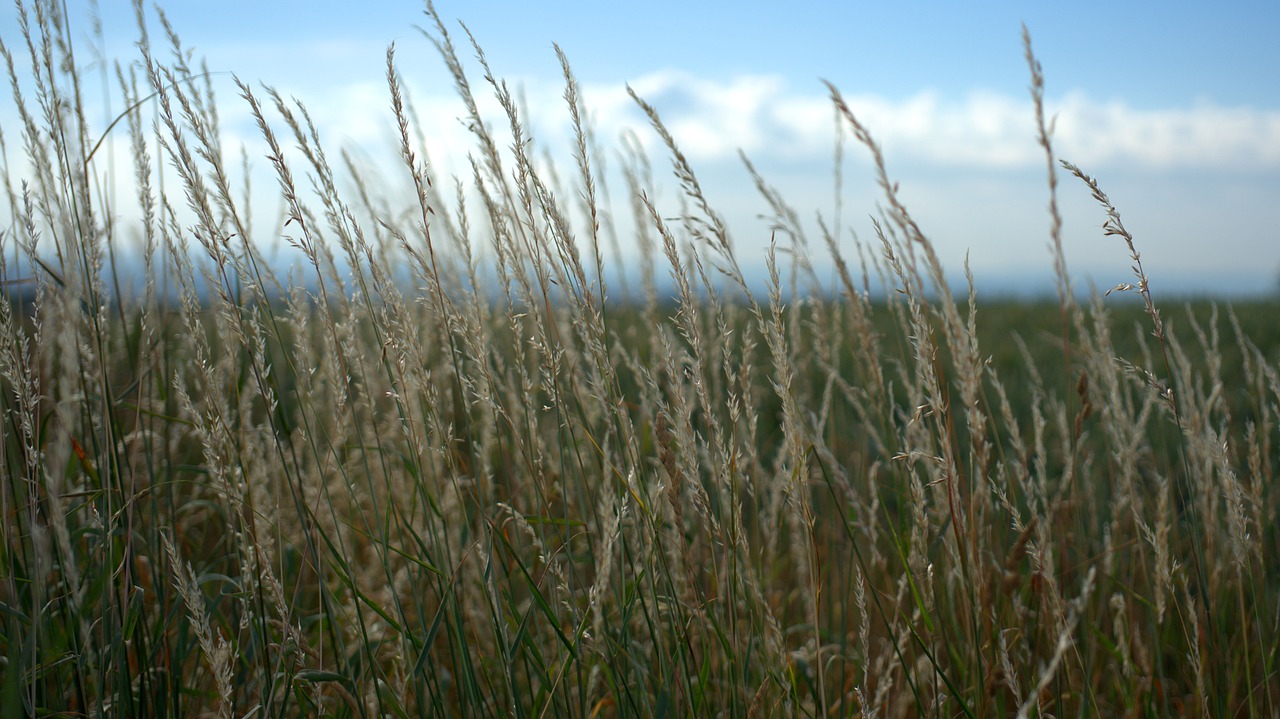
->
2 1 1278 716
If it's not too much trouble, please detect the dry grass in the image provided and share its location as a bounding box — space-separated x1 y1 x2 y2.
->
2 1 1278 716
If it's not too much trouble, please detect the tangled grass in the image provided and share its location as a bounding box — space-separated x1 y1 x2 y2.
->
2 1 1277 716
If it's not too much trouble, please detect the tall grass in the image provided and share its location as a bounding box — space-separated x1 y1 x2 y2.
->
2 1 1277 716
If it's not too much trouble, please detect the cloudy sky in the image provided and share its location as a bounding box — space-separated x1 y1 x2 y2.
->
10 1 1280 296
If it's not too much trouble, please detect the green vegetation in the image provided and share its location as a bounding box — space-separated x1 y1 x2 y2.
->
2 2 1278 716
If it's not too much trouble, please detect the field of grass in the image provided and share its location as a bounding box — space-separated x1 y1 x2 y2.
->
3 1 1279 716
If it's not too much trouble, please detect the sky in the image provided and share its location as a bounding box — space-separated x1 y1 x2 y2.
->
6 1 1280 296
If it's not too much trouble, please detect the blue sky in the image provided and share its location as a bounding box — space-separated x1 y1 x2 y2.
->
103 2 1280 106
9 1 1280 295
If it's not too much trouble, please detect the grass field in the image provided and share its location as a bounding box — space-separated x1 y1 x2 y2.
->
3 2 1279 716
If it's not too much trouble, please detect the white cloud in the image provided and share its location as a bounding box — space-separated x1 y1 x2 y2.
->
555 72 1280 172
5 60 1279 294
209 67 1280 185
1051 93 1280 170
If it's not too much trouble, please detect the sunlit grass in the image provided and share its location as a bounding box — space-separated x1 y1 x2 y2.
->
2 1 1278 716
